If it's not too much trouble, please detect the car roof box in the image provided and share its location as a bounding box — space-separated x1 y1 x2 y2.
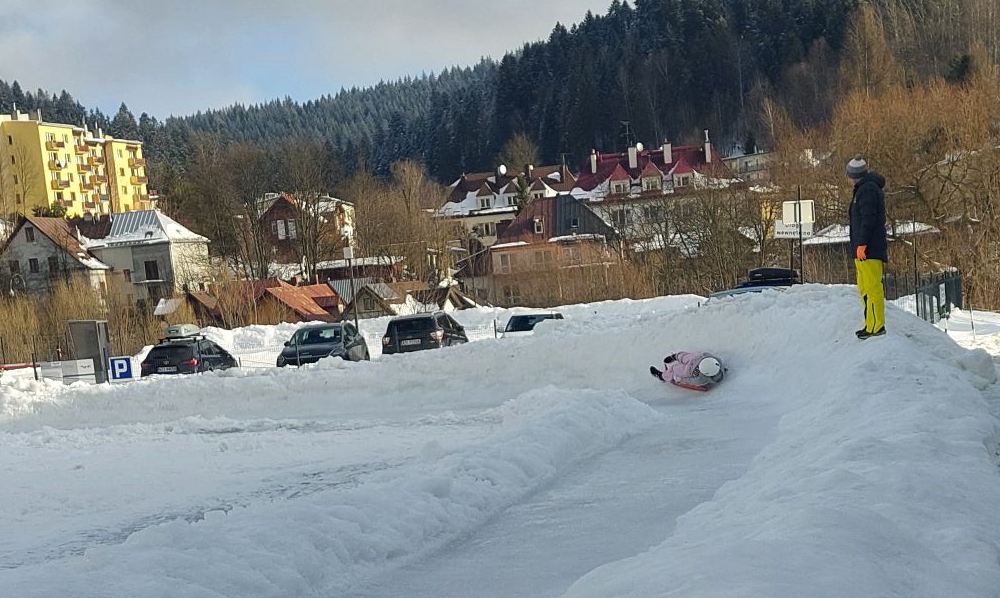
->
164 324 201 339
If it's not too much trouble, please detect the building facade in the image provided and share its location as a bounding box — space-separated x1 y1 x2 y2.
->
0 109 150 217
0 216 109 295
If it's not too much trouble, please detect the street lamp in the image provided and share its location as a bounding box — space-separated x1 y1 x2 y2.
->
344 245 359 330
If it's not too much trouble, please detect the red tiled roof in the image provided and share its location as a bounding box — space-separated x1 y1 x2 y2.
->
264 285 330 319
640 160 663 178
3 216 103 269
496 195 558 244
575 144 732 191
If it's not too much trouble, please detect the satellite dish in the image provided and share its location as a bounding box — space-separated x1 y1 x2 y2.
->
498 164 508 176
636 142 645 152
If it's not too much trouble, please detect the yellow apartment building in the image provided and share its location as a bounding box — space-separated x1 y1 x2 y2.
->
0 109 150 217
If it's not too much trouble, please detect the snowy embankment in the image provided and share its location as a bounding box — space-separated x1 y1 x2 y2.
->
2 288 1000 597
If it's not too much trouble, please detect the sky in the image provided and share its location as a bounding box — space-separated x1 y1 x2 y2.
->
0 0 613 119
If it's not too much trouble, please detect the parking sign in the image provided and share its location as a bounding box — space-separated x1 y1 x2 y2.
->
108 356 136 383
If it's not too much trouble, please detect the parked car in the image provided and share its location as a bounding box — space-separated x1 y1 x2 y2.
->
501 312 564 338
382 312 468 354
140 325 238 376
709 267 800 300
277 322 370 367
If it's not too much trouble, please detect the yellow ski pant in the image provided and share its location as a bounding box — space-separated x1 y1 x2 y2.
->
855 258 885 333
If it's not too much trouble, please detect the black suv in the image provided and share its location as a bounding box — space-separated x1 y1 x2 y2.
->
277 322 370 367
140 337 238 376
382 312 468 354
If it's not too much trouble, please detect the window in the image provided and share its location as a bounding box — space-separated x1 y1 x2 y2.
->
565 245 582 264
119 168 125 176
271 221 278 236
47 256 59 275
569 217 579 229
612 181 628 194
644 205 666 222
507 195 517 207
675 175 689 188
287 220 297 240
8 260 19 275
277 219 287 240
498 253 511 274
643 177 661 191
479 196 491 209
49 152 58 162
144 260 160 280
123 269 132 282
122 185 127 195
502 285 521 305
362 296 376 312
62 134 68 143
46 133 55 142
531 191 544 199
12 174 17 184
71 191 76 201
15 192 20 204
56 192 63 201
6 135 11 145
25 227 35 242
69 173 74 182
612 209 630 229
118 149 123 158
11 155 15 165
534 218 544 234
479 221 496 237
28 258 39 273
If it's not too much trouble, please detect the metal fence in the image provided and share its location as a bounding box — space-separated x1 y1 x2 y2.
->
885 270 963 324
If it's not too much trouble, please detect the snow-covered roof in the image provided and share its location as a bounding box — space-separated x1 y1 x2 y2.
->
491 241 529 249
87 210 208 248
548 234 606 244
803 221 939 246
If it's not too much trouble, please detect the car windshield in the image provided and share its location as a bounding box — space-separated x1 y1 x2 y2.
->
390 318 436 335
505 315 554 332
293 327 341 345
147 345 194 360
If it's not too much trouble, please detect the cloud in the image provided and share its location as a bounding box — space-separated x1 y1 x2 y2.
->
0 0 612 117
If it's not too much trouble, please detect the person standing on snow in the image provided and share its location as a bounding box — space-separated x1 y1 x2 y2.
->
650 352 725 391
847 156 888 340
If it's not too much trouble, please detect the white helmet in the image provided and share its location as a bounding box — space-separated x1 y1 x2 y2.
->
698 357 721 377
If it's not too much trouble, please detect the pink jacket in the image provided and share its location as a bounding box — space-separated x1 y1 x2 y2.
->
663 351 710 384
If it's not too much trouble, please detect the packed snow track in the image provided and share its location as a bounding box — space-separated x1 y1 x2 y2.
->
2 287 999 598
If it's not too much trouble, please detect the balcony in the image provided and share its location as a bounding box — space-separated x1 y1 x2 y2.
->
128 157 146 167
78 162 93 172
130 175 148 185
45 140 65 151
88 156 105 166
94 174 108 183
133 193 151 205
81 179 95 190
74 144 88 154
50 179 70 190
47 160 64 170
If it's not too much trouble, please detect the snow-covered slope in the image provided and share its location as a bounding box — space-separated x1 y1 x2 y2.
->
1 287 998 597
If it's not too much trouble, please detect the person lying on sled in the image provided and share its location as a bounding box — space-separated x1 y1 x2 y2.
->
649 352 724 391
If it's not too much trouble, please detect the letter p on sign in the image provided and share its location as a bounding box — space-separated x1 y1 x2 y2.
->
109 356 135 382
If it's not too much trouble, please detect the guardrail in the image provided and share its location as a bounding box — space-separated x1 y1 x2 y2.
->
885 270 962 324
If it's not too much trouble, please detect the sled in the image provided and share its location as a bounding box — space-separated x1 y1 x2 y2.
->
671 381 711 392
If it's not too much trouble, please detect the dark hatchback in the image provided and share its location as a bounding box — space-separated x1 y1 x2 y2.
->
382 312 468 355
140 338 238 376
277 322 369 367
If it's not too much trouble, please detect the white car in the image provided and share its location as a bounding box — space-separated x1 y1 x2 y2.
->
500 313 564 338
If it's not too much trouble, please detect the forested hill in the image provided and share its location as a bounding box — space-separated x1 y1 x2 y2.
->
1 0 861 183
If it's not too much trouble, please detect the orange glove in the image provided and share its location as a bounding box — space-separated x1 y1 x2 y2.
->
856 245 867 261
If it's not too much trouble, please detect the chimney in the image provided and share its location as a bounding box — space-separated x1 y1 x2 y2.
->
662 141 672 165
590 149 598 174
34 109 42 122
627 145 638 170
704 129 712 164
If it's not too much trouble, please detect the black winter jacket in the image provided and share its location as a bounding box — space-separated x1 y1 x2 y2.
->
849 172 887 262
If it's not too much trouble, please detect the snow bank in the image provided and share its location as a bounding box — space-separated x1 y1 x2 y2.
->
561 287 1000 598
0 388 660 597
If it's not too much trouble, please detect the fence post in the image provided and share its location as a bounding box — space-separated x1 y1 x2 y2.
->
0 337 5 366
